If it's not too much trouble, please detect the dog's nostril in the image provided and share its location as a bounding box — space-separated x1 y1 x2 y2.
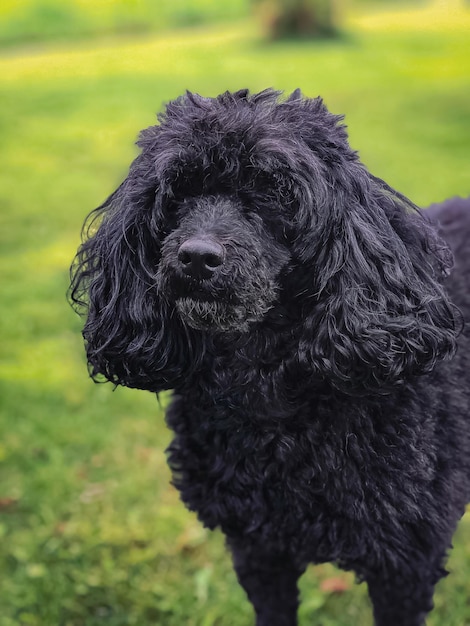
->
178 238 224 278
179 251 192 266
205 253 222 269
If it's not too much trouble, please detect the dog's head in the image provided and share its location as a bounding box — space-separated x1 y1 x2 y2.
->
70 89 459 394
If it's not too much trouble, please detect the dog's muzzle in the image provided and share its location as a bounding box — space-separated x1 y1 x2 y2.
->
159 232 279 333
174 236 251 331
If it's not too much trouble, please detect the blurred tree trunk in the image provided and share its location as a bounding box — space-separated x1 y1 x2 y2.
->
255 0 340 39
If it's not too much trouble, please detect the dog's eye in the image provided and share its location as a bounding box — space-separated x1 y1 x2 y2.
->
155 203 181 237
166 200 185 218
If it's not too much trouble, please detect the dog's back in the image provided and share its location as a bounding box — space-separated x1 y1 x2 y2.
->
426 196 470 316
426 196 470 258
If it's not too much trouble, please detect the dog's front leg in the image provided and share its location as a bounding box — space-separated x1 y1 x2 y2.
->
228 540 304 626
366 563 445 626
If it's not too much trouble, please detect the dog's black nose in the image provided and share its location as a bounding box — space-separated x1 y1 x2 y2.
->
178 237 224 279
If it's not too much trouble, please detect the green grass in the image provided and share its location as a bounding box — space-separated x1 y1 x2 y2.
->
0 0 250 47
1 3 470 624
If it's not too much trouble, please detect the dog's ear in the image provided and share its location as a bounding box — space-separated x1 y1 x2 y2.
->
294 162 459 395
69 155 203 392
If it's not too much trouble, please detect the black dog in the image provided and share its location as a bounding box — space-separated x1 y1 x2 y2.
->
70 89 470 626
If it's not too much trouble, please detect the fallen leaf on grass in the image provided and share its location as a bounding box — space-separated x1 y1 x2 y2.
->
0 497 18 511
320 576 351 594
79 482 107 503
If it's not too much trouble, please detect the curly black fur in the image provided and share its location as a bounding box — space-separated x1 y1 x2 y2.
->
70 89 470 626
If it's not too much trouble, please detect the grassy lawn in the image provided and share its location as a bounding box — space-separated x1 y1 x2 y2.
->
1 3 469 625
0 0 250 47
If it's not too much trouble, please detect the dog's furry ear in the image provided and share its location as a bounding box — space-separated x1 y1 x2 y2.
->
69 156 203 392
295 163 459 395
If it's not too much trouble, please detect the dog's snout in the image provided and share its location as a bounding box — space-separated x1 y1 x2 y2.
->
178 237 224 279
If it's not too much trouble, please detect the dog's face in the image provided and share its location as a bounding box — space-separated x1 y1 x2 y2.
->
142 89 347 334
156 194 291 332
70 89 458 393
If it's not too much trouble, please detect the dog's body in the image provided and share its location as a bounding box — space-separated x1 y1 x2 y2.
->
70 90 470 626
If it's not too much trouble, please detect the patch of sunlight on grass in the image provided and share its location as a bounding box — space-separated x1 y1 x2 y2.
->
402 55 469 81
0 0 28 16
0 22 253 83
15 237 80 273
1 237 77 301
352 1 470 33
0 336 84 387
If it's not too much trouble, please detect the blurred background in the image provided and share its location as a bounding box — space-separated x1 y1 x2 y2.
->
0 1 469 624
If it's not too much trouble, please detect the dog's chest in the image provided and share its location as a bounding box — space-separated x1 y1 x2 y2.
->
165 390 437 545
